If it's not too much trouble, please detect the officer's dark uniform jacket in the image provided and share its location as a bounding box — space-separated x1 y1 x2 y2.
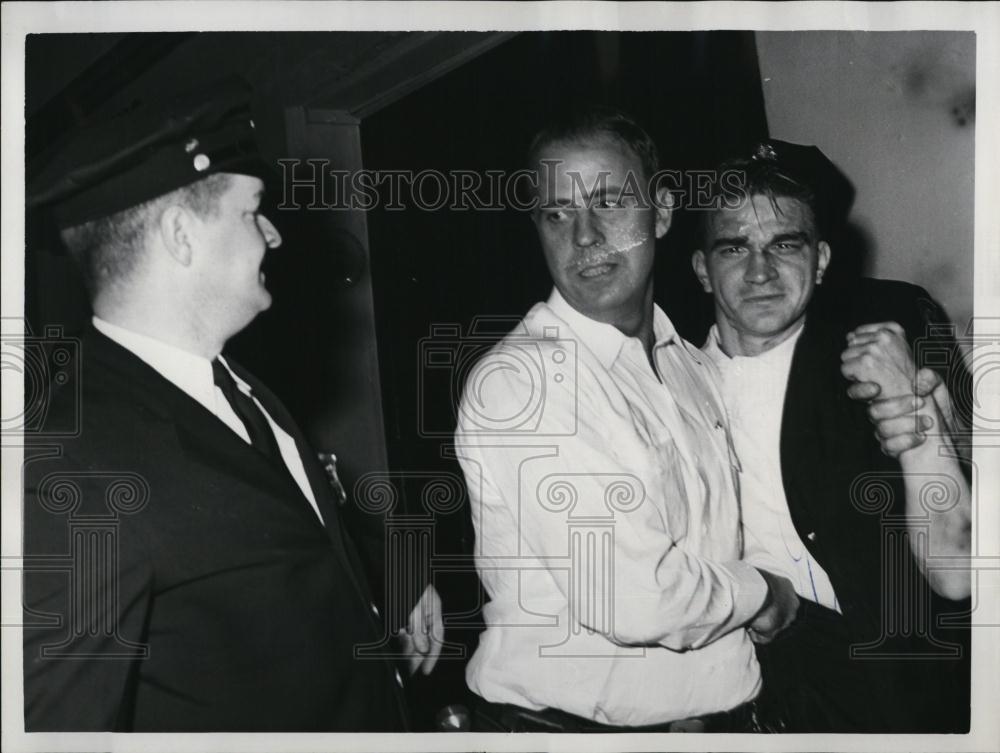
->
22 79 411 731
23 328 409 731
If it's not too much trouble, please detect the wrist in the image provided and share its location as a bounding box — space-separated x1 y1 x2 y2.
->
753 568 775 616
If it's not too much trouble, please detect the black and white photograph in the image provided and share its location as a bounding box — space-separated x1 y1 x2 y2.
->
2 2 998 752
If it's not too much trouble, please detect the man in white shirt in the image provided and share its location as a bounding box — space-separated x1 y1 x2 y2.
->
692 140 971 731
23 80 438 731
454 108 800 732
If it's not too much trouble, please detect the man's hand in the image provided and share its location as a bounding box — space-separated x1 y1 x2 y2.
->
842 322 938 458
841 321 916 398
748 569 799 644
399 584 443 676
865 392 934 457
843 318 961 458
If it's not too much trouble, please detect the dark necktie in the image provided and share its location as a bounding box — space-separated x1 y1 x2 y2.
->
212 357 287 471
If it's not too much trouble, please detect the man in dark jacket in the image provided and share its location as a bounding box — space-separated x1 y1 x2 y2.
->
692 140 971 732
22 80 438 732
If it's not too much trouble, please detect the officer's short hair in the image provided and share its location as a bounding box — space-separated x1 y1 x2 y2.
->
28 77 271 298
60 173 232 296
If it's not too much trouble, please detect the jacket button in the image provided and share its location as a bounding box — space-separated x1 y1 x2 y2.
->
806 531 817 541
370 602 380 618
395 668 404 688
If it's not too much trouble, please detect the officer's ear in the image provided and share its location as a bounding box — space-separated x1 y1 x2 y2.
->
157 204 195 267
692 249 713 293
654 186 674 239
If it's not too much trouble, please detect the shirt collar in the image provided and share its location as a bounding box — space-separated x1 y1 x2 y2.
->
703 321 805 367
92 316 220 413
545 287 678 370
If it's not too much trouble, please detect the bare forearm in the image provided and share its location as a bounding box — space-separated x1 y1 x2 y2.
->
841 322 971 599
897 403 971 600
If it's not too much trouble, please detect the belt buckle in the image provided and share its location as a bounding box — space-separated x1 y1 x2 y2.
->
668 717 708 733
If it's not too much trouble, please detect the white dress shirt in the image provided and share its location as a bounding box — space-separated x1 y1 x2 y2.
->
702 324 839 611
455 289 767 726
92 317 323 523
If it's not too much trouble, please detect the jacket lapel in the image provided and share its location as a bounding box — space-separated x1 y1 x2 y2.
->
222 358 347 537
221 359 379 609
779 314 866 564
780 319 832 518
85 328 378 604
85 328 326 531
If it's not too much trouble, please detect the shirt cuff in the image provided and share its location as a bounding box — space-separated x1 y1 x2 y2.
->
721 559 770 626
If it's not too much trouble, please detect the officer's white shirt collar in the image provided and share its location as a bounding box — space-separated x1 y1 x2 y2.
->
92 316 230 416
92 315 323 521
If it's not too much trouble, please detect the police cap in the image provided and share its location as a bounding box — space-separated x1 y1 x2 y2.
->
743 138 855 230
27 77 270 229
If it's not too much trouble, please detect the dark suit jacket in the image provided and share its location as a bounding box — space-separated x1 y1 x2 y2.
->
777 277 970 731
23 328 408 731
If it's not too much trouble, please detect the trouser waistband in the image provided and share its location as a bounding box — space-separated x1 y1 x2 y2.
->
470 694 756 733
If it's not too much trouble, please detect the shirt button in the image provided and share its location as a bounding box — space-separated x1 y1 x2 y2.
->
370 603 380 618
394 668 404 688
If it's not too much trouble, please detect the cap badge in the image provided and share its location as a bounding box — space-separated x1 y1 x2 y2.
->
752 143 778 162
193 153 211 172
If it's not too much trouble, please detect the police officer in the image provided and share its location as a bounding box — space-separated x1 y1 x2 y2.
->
23 79 438 732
